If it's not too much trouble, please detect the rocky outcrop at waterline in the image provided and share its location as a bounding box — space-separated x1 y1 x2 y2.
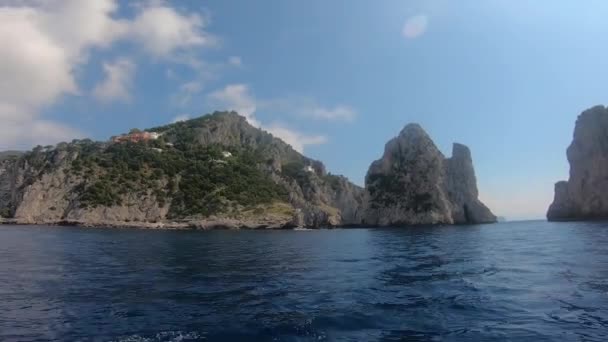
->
548 105 608 221
363 124 496 226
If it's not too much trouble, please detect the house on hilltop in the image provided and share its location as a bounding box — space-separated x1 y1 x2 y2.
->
111 131 161 144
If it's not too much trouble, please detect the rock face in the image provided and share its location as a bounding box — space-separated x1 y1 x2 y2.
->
0 112 364 228
363 124 496 226
445 143 496 224
548 105 608 221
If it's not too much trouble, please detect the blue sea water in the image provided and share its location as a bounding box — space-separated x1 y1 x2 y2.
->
0 221 607 341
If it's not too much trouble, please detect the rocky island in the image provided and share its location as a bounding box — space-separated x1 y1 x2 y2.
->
363 124 496 225
548 105 608 221
0 112 495 229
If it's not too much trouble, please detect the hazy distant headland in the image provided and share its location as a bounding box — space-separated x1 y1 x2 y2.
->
0 111 495 229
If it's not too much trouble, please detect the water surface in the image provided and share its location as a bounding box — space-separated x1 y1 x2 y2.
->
1 221 607 341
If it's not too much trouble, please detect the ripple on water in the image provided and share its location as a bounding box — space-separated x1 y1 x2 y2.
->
1 222 608 341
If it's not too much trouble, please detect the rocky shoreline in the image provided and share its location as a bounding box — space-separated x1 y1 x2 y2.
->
0 217 300 230
0 217 495 230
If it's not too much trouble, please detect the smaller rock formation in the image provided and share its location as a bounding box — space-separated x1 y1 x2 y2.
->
363 124 496 226
548 105 608 221
445 143 497 224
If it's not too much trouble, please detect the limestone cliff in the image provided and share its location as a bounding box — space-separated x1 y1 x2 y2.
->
548 105 608 221
445 143 496 224
363 124 496 226
0 112 364 228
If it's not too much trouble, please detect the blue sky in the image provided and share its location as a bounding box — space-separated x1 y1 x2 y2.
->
3 1 608 220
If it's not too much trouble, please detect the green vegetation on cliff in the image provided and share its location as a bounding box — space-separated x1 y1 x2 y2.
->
0 207 10 218
70 140 287 217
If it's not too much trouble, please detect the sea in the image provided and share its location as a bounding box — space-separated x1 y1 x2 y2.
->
0 221 607 341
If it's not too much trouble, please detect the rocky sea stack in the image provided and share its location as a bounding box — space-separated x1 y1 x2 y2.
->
363 124 496 226
548 105 608 221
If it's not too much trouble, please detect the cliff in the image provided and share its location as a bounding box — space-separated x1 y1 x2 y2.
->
363 124 496 226
1 113 496 229
548 105 608 221
0 112 364 228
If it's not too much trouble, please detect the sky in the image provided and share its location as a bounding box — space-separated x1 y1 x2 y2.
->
2 0 608 220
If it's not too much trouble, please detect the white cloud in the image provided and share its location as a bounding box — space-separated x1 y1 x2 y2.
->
402 15 429 39
264 123 328 153
129 4 216 58
307 105 356 122
0 0 215 149
228 56 242 67
172 114 190 123
208 84 259 126
260 98 357 122
0 1 122 148
93 58 136 103
207 84 329 153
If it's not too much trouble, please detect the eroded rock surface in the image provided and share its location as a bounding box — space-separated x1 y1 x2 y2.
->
363 124 496 226
548 105 608 221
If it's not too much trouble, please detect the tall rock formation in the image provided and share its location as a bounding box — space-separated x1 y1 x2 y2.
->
363 124 496 226
548 105 608 221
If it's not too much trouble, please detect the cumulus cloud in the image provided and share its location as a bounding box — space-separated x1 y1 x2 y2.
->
93 58 136 103
0 0 122 148
0 0 214 149
129 4 216 58
207 84 329 153
402 15 429 39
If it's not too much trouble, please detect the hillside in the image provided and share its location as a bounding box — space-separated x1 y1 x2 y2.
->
0 112 364 228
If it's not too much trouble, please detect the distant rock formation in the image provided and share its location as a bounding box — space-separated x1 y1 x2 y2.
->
363 124 496 226
548 105 608 221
